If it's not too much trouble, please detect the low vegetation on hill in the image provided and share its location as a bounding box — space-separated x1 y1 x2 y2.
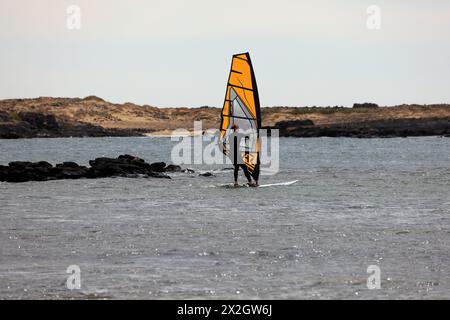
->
1 96 449 138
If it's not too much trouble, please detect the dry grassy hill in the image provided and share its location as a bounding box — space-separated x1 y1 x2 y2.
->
1 96 450 138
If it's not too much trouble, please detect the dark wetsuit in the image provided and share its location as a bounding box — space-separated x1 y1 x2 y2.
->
232 134 253 183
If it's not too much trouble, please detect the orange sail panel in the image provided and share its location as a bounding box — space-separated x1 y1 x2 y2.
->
219 52 261 175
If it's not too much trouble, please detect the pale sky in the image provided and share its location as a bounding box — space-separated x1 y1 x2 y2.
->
1 0 450 107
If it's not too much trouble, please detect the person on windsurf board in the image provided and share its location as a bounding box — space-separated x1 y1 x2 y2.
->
218 52 262 188
230 124 259 187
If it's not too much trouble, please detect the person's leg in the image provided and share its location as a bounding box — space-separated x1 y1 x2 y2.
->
234 164 239 186
241 165 253 184
252 164 260 186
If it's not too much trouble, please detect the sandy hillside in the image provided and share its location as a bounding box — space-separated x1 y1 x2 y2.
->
1 96 449 136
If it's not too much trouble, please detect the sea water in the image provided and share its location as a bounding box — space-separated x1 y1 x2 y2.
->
0 137 449 299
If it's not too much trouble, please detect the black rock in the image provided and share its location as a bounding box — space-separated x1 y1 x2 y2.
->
34 161 53 168
88 163 138 177
3 168 30 182
8 161 34 169
149 162 166 172
2 161 54 182
18 112 60 131
51 165 89 179
0 165 9 181
56 161 80 168
2 164 52 182
147 171 171 179
87 156 170 178
0 111 12 122
278 117 450 138
275 119 314 129
165 164 182 172
199 172 215 177
118 154 144 162
1 155 173 182
89 157 118 167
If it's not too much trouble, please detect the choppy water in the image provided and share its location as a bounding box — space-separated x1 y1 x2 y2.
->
1 136 449 299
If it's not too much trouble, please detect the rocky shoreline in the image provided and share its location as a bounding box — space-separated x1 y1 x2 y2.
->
1 97 450 139
0 111 143 139
274 117 450 138
0 154 186 183
2 111 449 139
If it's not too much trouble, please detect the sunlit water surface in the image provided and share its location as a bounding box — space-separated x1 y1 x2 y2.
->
1 137 449 299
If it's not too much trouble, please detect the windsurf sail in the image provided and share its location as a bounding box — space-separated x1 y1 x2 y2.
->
218 52 261 178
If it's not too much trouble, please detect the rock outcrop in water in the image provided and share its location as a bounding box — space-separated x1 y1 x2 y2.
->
0 154 177 183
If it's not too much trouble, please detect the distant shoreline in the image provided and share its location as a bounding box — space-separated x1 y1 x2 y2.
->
1 96 449 139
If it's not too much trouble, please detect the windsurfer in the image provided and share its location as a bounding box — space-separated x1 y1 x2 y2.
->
231 124 258 187
218 53 261 188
